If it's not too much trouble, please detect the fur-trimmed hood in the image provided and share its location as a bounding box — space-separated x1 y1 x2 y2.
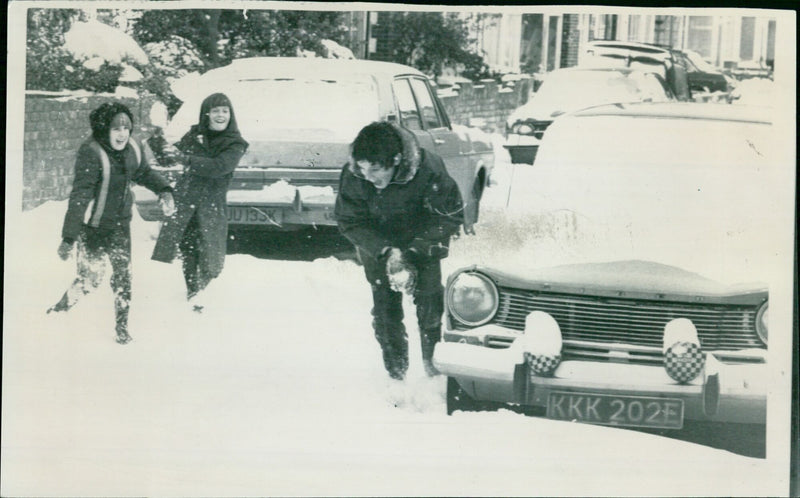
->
348 123 420 184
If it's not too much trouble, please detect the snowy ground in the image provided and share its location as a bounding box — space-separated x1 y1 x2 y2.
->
2 79 791 496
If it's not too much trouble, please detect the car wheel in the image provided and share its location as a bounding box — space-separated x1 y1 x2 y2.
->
446 376 497 414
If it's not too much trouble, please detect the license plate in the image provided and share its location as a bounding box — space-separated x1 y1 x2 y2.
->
227 206 283 225
547 392 684 429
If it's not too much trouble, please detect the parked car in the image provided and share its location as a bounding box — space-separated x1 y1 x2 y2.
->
504 67 674 164
581 40 692 101
681 49 735 95
133 57 494 232
582 40 736 101
435 102 777 454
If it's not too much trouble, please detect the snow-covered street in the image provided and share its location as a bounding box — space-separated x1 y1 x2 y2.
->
2 136 786 495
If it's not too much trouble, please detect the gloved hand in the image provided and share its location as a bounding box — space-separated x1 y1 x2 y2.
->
161 144 189 168
57 240 74 261
385 248 417 295
159 191 176 217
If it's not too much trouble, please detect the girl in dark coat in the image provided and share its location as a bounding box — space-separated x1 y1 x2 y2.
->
151 93 248 309
48 101 174 344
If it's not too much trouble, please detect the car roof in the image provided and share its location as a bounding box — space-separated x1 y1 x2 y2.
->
586 40 673 55
200 56 426 81
569 102 772 124
549 66 650 75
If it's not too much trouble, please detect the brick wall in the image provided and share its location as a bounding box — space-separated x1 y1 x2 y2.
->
22 92 158 211
437 77 537 134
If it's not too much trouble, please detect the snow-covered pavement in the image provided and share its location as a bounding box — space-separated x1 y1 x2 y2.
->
2 171 784 497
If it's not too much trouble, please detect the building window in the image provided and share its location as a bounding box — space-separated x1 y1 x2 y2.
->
687 16 713 58
739 16 756 61
628 15 640 41
590 14 617 41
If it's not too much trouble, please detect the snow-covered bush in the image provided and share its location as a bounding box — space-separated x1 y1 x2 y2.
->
26 9 125 93
143 35 205 78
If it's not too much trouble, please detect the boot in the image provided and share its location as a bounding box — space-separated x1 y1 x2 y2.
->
383 345 409 380
115 331 133 344
46 281 85 314
47 293 71 314
375 323 409 380
114 295 132 344
420 328 442 377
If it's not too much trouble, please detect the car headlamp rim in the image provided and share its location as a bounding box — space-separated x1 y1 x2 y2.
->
755 300 768 345
446 270 499 327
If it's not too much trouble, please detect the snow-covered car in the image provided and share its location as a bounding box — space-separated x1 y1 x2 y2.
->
503 67 674 164
435 103 776 445
133 57 494 231
580 40 692 99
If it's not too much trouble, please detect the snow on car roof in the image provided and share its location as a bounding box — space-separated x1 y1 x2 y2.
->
203 56 426 82
569 102 772 124
586 40 672 55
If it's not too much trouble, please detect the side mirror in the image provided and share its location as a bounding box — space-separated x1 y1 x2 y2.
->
387 113 398 123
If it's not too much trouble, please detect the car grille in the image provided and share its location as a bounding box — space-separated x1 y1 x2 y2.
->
487 288 764 365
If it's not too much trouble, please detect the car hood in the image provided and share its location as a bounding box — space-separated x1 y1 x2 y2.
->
498 108 783 290
507 98 590 125
470 260 765 303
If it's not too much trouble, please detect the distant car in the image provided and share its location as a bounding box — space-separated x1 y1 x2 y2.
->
581 40 737 101
504 67 674 164
435 102 775 452
680 49 735 96
134 57 494 231
581 40 693 101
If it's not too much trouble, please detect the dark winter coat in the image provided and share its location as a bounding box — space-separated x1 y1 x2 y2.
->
151 93 248 279
334 125 464 261
61 136 171 243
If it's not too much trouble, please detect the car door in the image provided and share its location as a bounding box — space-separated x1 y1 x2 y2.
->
392 75 481 227
392 77 436 151
407 77 463 162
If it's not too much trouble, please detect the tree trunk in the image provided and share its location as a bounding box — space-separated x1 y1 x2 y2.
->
203 9 221 66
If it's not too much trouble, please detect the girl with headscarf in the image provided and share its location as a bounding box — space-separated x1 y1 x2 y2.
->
152 93 249 311
48 101 174 344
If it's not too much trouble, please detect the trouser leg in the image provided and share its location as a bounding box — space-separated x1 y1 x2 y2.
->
413 259 444 376
361 248 408 380
48 230 106 313
107 225 132 339
180 214 202 299
371 285 408 380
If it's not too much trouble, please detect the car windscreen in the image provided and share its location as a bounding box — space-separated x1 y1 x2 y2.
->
165 78 381 143
529 71 671 114
511 114 778 285
683 50 719 73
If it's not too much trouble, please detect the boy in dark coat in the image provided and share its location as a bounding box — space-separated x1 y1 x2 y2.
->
48 102 174 344
151 93 248 311
335 122 464 380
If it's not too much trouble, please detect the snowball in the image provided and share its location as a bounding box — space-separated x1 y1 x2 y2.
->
662 318 700 351
519 311 562 356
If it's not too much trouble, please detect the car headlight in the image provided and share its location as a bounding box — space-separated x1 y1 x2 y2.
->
446 271 499 327
511 122 535 135
755 301 768 345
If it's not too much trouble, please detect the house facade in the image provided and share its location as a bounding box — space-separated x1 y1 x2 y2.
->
468 11 777 75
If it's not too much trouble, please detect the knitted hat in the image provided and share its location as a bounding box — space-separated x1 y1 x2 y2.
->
90 102 134 142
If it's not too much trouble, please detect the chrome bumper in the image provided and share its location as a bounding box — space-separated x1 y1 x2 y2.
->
132 185 337 227
433 340 767 425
